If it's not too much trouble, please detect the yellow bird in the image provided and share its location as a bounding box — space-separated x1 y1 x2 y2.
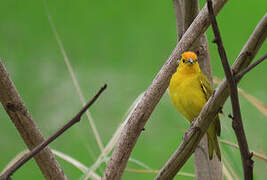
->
169 51 221 160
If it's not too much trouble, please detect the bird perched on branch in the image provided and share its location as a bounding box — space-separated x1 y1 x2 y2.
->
169 51 221 160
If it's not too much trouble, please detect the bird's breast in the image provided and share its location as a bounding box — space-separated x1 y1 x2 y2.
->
169 73 206 121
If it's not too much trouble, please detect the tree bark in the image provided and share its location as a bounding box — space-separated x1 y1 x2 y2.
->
0 60 67 180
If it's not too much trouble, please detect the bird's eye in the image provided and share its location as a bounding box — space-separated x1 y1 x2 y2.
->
182 59 185 63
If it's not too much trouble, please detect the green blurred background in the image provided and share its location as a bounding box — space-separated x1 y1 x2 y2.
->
0 0 266 179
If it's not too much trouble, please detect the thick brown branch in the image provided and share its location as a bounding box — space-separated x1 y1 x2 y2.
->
102 0 228 179
0 60 67 180
206 0 253 179
0 84 107 180
155 13 267 179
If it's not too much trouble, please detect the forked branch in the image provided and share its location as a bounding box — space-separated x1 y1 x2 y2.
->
0 84 107 180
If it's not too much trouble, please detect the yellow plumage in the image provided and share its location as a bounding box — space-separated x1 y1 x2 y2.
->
169 51 221 160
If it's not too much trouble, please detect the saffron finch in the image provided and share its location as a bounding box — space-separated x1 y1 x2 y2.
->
169 51 221 160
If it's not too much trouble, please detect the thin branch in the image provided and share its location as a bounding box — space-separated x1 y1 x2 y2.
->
103 0 228 179
0 84 107 180
155 13 267 179
206 0 253 179
0 60 67 180
43 0 104 152
235 53 267 81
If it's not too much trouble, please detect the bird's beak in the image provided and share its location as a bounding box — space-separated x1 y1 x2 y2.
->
188 58 194 64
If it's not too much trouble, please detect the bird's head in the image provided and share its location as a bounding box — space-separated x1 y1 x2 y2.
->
177 51 200 74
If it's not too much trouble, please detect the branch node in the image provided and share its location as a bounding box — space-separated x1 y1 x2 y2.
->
228 114 234 119
212 37 218 43
182 132 189 141
219 106 224 114
193 126 202 134
6 103 18 112
212 89 216 97
249 152 254 159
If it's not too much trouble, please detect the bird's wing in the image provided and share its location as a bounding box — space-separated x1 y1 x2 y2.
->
198 73 221 136
198 73 213 100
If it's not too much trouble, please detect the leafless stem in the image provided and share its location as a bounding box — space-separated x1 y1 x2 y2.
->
173 0 184 41
0 60 67 180
102 0 228 179
206 0 253 179
155 13 267 180
0 84 107 180
235 53 267 81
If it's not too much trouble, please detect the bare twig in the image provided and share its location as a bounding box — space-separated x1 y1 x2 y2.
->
103 0 228 179
206 0 253 179
43 0 104 152
0 60 67 180
155 13 267 179
235 53 267 81
0 84 107 180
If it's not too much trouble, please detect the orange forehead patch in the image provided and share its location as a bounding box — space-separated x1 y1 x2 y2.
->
181 51 197 60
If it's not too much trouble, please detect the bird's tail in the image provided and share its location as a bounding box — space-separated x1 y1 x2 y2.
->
207 120 221 161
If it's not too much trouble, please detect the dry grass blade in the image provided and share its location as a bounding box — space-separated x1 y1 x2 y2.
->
220 139 267 163
0 149 100 180
222 163 234 180
52 150 88 173
128 158 152 170
43 0 104 152
83 92 145 180
125 168 195 177
1 150 29 174
51 150 101 180
213 76 267 117
238 89 267 117
222 157 240 180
